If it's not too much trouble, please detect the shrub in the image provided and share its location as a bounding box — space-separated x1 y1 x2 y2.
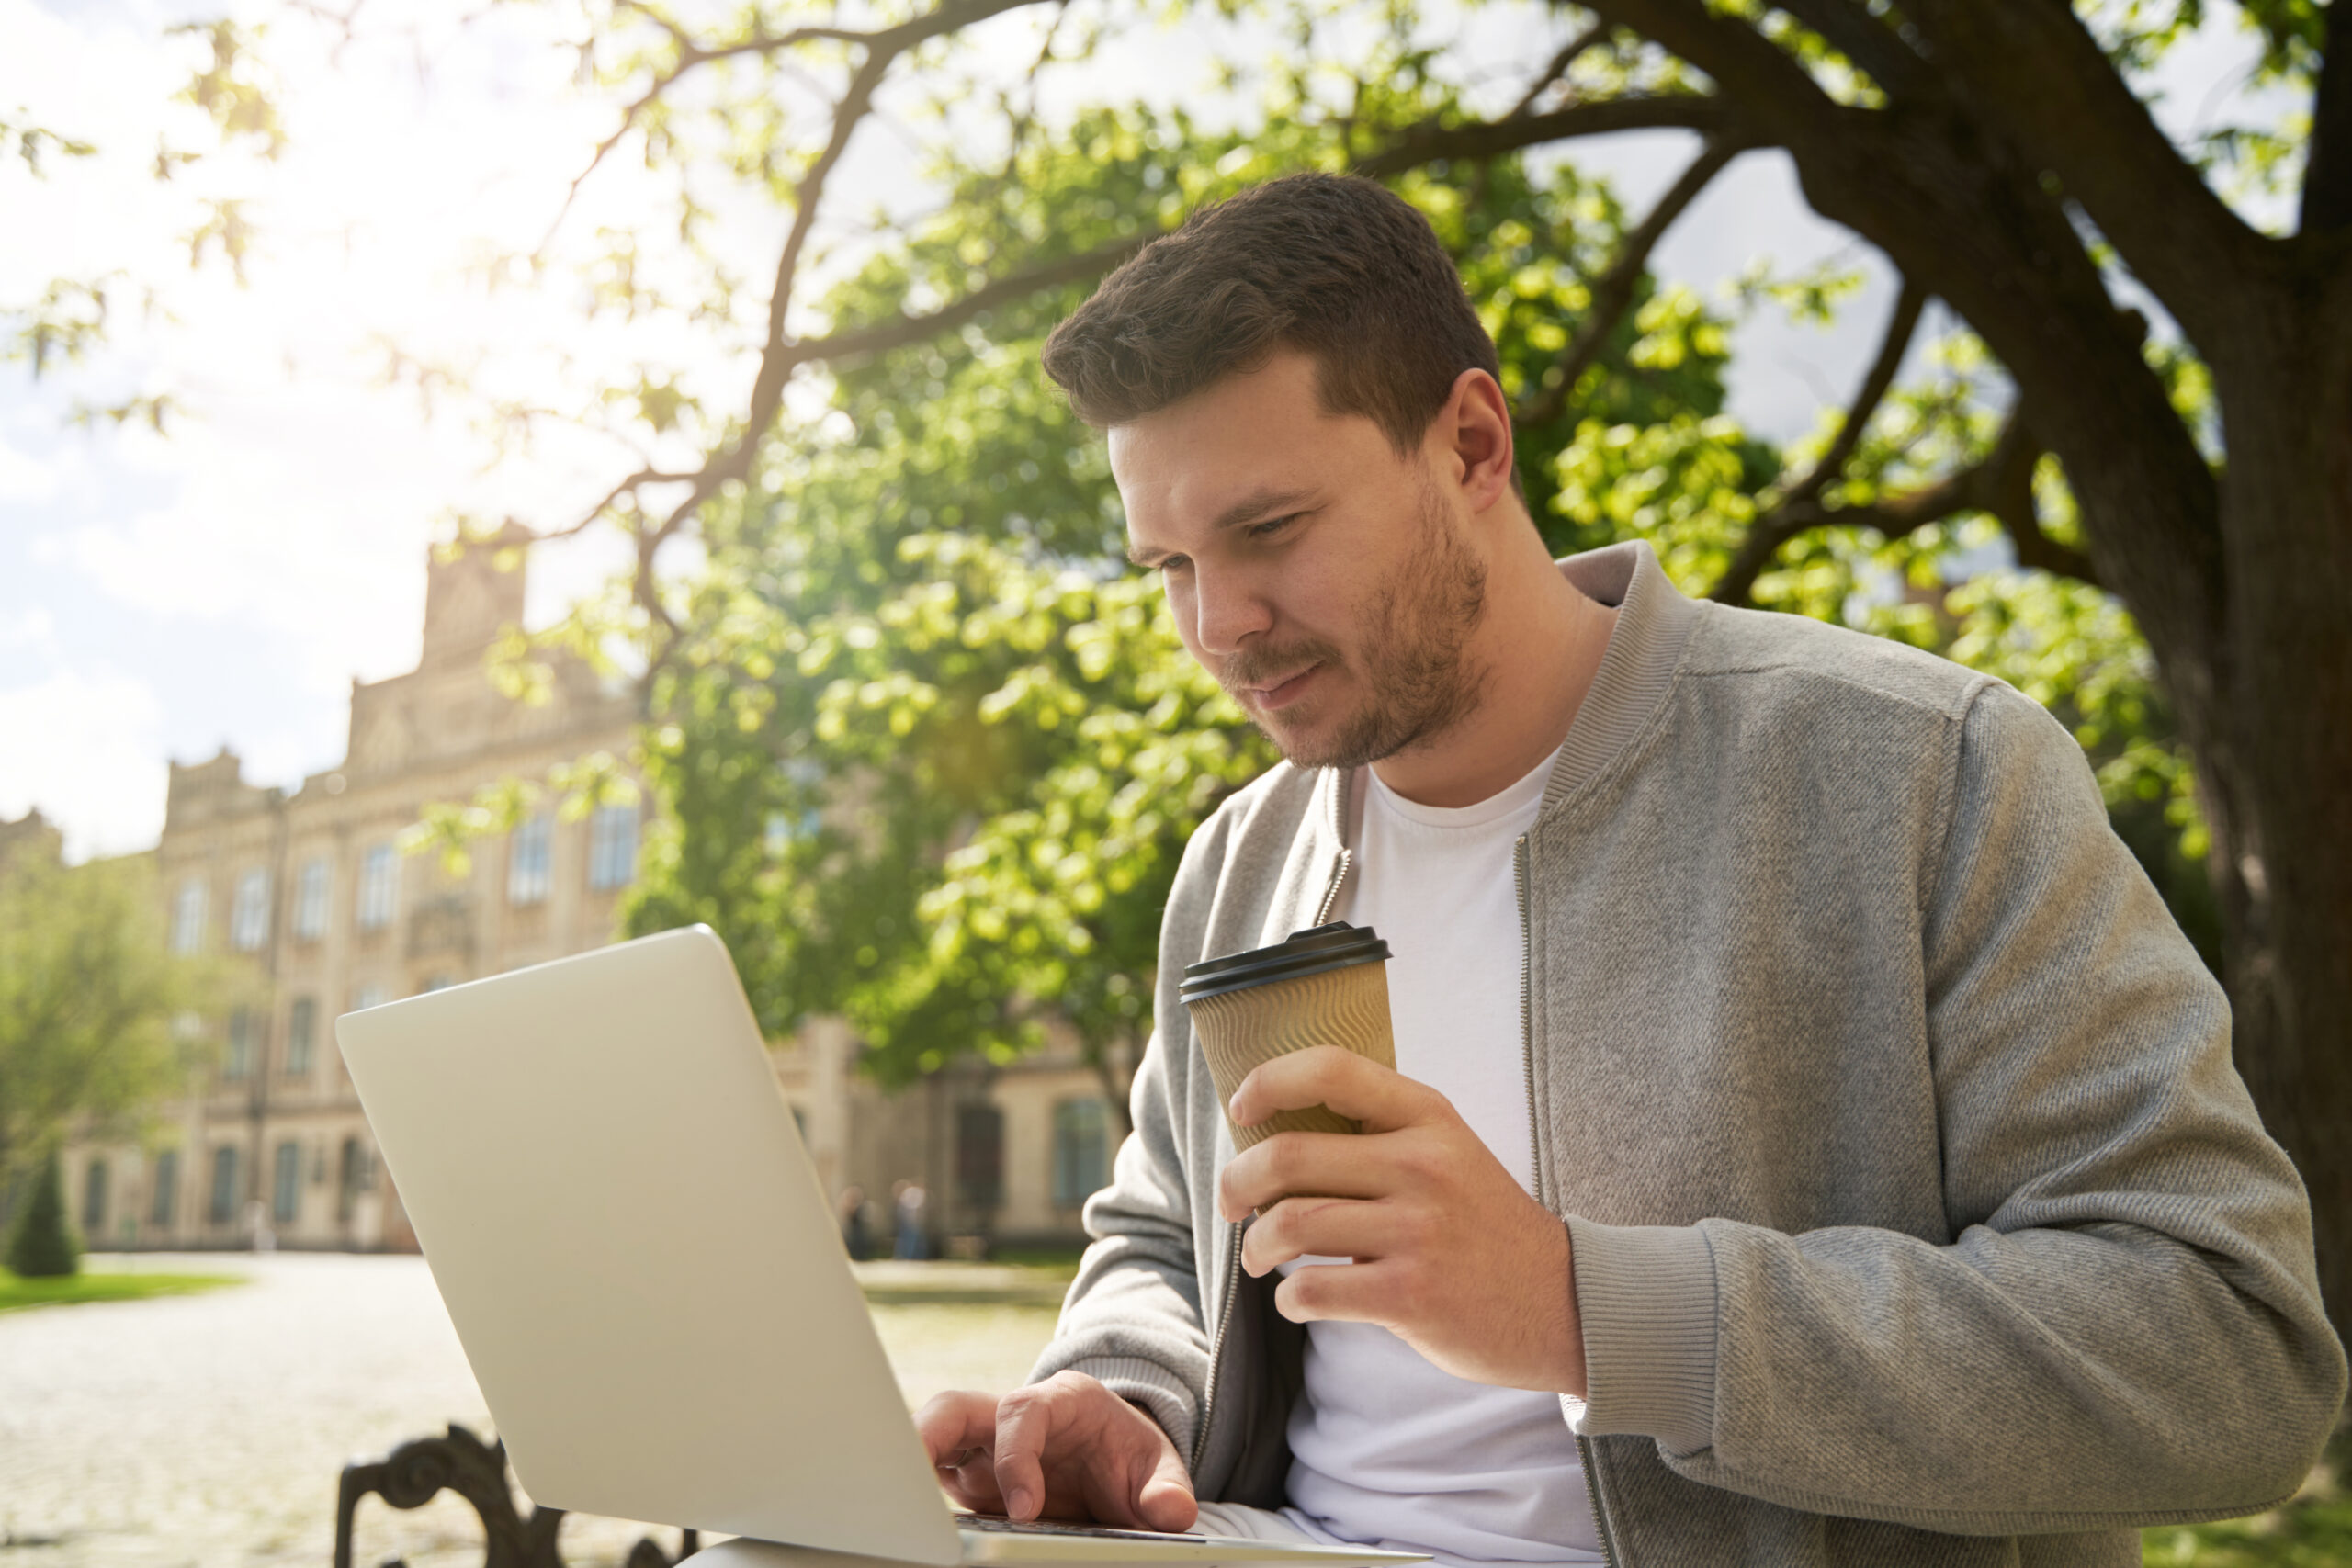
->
5 1154 81 1279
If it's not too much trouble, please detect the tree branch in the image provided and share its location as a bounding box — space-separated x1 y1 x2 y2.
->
1350 95 1736 177
640 0 1047 538
1516 136 1747 429
996 0 1072 188
1581 0 1852 143
1587 0 2219 662
1983 414 2098 586
539 0 1050 257
780 234 1156 367
1774 276 1928 516
1713 276 1927 605
1504 19 1611 121
587 84 1746 639
1894 1 2264 348
1771 0 1939 102
2302 0 2352 235
1712 400 2098 606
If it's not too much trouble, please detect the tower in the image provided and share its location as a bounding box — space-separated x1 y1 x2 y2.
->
419 525 531 670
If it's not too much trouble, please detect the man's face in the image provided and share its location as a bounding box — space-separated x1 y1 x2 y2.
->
1113 350 1489 770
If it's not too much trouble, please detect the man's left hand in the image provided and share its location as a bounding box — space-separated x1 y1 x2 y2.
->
1219 1044 1587 1396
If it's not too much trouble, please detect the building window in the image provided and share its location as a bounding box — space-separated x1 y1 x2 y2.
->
171 877 209 954
508 816 552 906
223 1008 260 1080
351 982 389 1012
356 842 399 931
293 856 331 940
229 867 271 952
955 1103 1004 1212
587 802 639 890
338 1137 372 1223
272 1142 300 1225
81 1157 108 1234
284 998 316 1077
1052 1099 1111 1210
209 1145 239 1225
151 1149 179 1227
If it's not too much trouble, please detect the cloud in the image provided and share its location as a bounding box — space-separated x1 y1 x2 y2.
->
0 666 167 860
0 440 62 504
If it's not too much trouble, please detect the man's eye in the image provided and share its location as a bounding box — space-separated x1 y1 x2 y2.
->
1158 556 1191 576
1247 514 1298 541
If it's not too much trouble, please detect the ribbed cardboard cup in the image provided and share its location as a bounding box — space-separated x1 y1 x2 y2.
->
1181 922 1396 1153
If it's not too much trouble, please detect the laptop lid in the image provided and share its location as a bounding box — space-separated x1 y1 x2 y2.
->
336 926 964 1565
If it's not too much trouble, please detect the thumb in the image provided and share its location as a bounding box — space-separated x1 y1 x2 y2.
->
1133 1438 1197 1532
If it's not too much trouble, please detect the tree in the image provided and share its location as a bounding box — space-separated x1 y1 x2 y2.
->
616 52 1757 1117
9 2 2341 1319
4 1153 80 1280
526 0 2340 1320
0 850 211 1182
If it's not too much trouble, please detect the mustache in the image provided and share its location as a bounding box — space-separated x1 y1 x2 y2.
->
1219 638 1343 693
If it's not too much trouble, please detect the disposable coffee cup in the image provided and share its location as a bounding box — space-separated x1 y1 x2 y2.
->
1181 922 1396 1153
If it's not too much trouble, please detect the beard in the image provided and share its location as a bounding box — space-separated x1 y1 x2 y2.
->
1219 480 1490 771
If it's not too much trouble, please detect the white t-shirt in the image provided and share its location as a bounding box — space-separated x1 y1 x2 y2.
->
1276 745 1605 1567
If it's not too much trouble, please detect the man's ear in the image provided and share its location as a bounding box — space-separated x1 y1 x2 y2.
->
1436 368 1517 514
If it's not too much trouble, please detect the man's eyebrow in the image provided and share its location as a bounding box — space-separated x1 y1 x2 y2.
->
1125 486 1319 570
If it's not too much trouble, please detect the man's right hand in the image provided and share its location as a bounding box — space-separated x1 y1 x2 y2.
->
915 1371 1197 1531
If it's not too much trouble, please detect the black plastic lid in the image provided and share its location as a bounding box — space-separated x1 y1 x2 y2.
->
1179 922 1391 1004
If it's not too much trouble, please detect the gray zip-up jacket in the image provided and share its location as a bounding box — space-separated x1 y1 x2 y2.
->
1029 541 2345 1567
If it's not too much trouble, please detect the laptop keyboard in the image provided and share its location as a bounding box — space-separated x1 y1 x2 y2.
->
957 1514 1210 1543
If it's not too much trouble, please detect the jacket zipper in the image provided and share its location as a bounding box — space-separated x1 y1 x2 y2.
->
1312 849 1353 926
1190 1218 1247 1474
1521 833 1624 1568
1194 813 1354 1475
1577 1437 1621 1568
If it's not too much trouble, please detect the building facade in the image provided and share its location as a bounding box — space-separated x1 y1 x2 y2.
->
44 544 1117 1258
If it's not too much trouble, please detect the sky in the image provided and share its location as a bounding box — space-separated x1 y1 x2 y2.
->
0 0 2300 862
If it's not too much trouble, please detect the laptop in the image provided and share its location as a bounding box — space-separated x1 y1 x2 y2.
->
336 925 1421 1568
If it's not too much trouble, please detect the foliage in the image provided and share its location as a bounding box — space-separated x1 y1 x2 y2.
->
0 1266 243 1312
587 0 2242 1100
8 0 2280 1098
0 852 218 1177
4 1154 79 1279
399 750 641 878
620 48 1757 1097
2141 1421 2352 1564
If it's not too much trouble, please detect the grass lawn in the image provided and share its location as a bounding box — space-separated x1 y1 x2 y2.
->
0 1266 245 1312
2142 1425 2352 1565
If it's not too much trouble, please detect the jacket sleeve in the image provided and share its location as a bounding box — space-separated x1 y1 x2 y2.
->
1024 807 1237 1461
1571 680 2347 1534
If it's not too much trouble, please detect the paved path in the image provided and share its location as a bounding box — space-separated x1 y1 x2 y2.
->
0 1253 1063 1568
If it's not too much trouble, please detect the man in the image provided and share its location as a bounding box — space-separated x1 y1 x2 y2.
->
915 174 2344 1566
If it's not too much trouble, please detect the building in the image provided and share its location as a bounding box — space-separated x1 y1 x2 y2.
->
41 543 1118 1258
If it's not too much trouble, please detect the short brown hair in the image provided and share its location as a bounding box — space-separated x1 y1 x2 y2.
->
1041 173 1499 457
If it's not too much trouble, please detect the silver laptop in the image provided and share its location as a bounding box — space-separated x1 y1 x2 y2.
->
337 926 1419 1568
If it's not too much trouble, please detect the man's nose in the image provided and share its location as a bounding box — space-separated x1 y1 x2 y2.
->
1188 562 1273 658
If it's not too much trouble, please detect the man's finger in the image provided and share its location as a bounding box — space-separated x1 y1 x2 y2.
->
1229 1044 1437 1133
990 1376 1085 1519
1216 1129 1396 1222
1239 1195 1415 1276
1272 1254 1406 1327
915 1389 1002 1469
1133 1433 1199 1532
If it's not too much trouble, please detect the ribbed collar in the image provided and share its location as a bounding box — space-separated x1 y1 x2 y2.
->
1318 539 1701 841
1543 538 1701 811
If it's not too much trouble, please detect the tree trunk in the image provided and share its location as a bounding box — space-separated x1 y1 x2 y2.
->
2190 268 2352 1330
1086 1031 1136 1138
